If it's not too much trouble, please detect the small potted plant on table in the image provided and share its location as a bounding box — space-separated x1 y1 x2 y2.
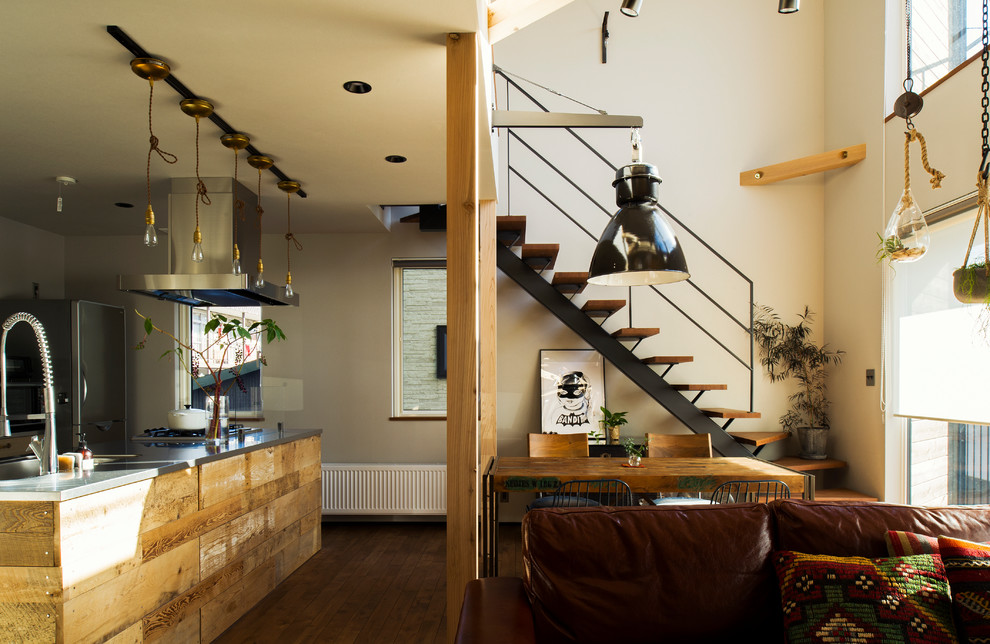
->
622 437 645 467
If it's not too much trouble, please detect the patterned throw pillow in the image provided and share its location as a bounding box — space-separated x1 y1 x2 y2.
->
774 551 958 643
887 530 941 557
937 536 990 644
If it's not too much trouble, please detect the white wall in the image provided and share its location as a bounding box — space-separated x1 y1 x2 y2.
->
260 226 448 464
493 0 827 465
0 217 65 300
823 0 887 500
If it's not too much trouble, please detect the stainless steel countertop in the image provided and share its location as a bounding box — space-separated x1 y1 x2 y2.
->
0 428 322 502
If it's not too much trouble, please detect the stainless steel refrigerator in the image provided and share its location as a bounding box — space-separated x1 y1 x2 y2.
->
0 300 126 449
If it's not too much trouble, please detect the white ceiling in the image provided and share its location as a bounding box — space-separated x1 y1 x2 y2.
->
0 0 484 236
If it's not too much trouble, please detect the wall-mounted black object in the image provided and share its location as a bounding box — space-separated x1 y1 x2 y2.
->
601 12 609 64
419 204 447 231
436 325 447 379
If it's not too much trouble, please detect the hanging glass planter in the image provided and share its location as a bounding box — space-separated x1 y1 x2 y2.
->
882 185 929 263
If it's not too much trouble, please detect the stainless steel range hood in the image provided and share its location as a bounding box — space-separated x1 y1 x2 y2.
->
119 178 299 307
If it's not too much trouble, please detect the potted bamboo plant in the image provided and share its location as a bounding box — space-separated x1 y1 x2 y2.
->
752 305 844 459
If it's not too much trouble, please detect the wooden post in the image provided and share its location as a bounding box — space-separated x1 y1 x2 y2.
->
480 198 498 472
446 31 480 644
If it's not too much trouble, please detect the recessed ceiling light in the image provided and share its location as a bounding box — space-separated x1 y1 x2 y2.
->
343 81 372 94
385 155 407 164
115 202 135 208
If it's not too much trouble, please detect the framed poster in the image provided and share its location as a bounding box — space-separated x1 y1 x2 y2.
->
540 350 605 435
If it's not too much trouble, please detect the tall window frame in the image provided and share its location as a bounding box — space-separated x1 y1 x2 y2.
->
391 259 447 418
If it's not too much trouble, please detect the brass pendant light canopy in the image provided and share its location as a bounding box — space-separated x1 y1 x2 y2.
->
130 57 170 81
247 155 274 171
587 163 689 286
179 98 214 119
220 133 250 150
277 180 301 194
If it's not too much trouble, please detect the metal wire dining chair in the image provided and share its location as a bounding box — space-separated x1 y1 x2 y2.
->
548 479 635 508
709 479 791 504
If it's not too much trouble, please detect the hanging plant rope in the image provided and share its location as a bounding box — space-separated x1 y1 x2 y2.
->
961 0 990 280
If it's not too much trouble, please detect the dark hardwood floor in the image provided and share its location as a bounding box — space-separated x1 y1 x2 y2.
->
213 522 524 644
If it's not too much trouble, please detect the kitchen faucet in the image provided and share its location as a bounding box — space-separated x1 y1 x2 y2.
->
0 312 58 474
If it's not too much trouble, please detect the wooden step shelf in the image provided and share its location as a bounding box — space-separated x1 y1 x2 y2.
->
672 384 727 392
521 244 559 270
496 215 527 246
551 272 589 295
399 213 420 223
728 431 788 448
701 408 760 420
813 488 879 502
581 299 626 319
642 355 693 365
772 456 847 472
611 327 659 340
740 143 866 186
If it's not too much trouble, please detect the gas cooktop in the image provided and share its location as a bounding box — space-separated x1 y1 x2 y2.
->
131 425 262 443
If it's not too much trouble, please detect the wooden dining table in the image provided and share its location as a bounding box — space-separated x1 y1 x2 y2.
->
481 455 812 576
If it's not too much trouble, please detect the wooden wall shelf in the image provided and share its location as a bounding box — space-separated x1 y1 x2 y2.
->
740 143 866 186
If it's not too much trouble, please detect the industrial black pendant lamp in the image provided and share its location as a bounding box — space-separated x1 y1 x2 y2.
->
778 0 799 13
587 130 689 286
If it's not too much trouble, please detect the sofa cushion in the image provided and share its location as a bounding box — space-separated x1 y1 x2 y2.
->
938 535 990 643
523 505 780 644
887 530 941 557
773 500 990 558
773 551 957 643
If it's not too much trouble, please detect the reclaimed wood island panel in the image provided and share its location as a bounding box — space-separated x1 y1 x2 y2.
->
0 431 321 643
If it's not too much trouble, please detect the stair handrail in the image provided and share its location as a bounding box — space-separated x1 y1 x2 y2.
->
497 68 755 411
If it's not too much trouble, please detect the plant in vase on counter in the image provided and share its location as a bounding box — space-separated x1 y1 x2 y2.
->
134 310 286 439
752 304 843 460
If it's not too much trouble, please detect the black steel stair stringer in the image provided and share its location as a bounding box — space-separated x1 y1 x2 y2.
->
497 244 750 457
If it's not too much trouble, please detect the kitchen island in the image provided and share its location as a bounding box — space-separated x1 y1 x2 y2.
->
0 429 322 643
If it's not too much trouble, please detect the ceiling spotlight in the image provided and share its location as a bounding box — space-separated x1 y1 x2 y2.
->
620 0 642 17
385 155 407 164
778 0 799 14
343 80 373 94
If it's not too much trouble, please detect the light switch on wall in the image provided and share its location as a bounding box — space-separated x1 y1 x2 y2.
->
866 369 875 386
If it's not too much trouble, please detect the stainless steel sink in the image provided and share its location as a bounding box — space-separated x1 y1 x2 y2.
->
0 457 180 480
0 457 45 480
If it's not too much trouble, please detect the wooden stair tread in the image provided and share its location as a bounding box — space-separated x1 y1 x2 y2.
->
727 431 789 447
772 456 847 472
642 355 693 365
496 216 527 246
611 327 660 339
700 408 760 419
671 384 727 391
521 244 559 270
399 213 420 223
814 488 879 502
581 299 626 317
551 272 589 294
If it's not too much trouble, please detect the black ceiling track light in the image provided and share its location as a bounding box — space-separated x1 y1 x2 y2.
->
105 25 307 199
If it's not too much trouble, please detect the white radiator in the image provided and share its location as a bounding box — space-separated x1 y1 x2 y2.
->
321 463 447 515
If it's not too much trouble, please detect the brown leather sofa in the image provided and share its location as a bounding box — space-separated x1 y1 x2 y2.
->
455 500 990 644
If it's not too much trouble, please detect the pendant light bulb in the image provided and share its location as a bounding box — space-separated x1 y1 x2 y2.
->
144 205 158 247
232 244 242 275
285 272 293 298
882 187 930 263
255 259 265 288
191 226 205 263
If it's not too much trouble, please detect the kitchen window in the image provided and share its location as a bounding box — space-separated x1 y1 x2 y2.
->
392 260 447 417
185 305 265 419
